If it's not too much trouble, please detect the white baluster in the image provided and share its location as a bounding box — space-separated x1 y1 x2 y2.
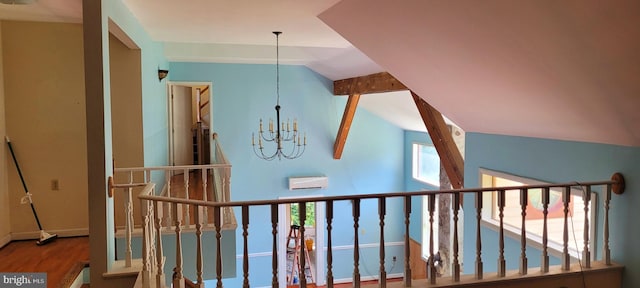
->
141 199 151 287
165 170 172 229
172 203 185 288
125 187 133 268
183 169 190 227
154 201 165 288
201 168 209 226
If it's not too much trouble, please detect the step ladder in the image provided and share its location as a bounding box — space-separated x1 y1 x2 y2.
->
286 225 314 285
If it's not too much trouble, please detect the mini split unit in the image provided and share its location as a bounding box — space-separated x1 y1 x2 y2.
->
288 176 328 190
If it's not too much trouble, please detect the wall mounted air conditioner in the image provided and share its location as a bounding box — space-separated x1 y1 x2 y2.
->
289 176 328 190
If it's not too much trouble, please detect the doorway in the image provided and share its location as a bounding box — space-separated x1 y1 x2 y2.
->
167 82 213 168
278 197 325 287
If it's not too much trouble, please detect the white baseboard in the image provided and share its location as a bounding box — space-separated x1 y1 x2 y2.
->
248 273 404 288
0 233 11 248
10 228 89 240
334 272 404 284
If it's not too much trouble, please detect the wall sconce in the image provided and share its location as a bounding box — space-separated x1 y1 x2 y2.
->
158 69 169 82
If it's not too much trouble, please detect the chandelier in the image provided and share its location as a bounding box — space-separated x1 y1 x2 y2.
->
252 31 306 160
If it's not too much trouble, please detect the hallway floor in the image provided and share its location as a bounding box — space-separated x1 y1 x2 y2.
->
0 236 89 288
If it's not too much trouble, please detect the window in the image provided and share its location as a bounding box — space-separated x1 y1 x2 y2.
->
480 169 596 259
412 143 440 186
290 202 315 228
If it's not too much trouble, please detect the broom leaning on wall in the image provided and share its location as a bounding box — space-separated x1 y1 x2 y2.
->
5 136 58 245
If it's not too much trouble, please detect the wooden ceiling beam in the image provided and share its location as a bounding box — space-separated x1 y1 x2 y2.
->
333 72 407 95
333 93 361 159
411 91 464 189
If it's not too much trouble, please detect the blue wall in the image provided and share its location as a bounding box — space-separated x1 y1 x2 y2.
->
169 62 406 286
463 132 640 287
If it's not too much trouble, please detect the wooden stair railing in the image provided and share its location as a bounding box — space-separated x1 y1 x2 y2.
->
135 173 624 288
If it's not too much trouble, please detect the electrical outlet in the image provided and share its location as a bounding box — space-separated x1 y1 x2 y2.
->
392 256 397 262
51 179 59 191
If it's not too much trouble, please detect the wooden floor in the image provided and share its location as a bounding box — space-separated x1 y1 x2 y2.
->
0 236 89 288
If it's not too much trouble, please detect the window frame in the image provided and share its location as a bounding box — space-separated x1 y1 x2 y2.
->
478 169 596 260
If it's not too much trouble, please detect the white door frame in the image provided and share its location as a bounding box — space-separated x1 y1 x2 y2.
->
166 81 213 168
278 195 325 287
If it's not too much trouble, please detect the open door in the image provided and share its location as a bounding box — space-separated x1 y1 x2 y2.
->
168 82 213 169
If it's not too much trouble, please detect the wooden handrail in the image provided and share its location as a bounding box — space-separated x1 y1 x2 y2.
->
139 178 622 208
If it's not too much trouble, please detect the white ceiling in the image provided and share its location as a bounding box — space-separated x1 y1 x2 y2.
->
2 0 638 146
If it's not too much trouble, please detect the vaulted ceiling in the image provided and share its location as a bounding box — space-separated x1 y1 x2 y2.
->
2 0 638 146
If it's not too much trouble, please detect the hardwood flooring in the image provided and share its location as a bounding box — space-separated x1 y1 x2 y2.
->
0 236 89 288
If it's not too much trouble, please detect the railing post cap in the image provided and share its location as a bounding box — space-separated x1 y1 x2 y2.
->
612 172 625 195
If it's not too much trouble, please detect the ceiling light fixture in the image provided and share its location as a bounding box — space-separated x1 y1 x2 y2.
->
252 31 306 161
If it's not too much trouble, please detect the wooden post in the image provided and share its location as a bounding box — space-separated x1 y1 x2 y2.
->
271 204 279 288
562 187 571 270
403 196 412 287
583 186 592 268
299 202 307 287
378 197 387 287
326 200 334 288
541 188 550 273
214 206 223 288
353 199 361 287
497 190 506 277
519 188 528 275
475 191 483 279
452 193 460 282
242 205 250 288
604 184 612 265
428 194 436 284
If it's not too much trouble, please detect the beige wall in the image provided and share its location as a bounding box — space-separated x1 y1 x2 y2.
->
2 21 88 237
109 33 144 227
0 22 11 247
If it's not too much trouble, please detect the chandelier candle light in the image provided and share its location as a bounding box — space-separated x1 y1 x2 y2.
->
252 31 306 160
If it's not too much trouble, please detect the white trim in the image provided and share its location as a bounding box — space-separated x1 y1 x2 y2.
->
235 241 404 258
10 228 89 240
235 251 272 258
0 233 11 248
328 241 404 251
